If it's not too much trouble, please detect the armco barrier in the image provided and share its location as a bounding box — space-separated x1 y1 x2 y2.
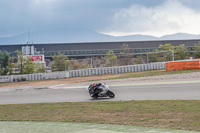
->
166 60 200 71
0 62 166 83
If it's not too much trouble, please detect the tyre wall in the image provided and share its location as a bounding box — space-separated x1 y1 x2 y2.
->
0 62 166 83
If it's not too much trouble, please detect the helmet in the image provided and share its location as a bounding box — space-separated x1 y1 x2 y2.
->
93 83 96 86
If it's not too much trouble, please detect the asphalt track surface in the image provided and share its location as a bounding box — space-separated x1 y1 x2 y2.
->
0 79 200 104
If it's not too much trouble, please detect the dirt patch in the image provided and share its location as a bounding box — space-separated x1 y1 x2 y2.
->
0 74 122 88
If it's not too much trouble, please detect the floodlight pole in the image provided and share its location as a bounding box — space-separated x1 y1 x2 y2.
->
90 58 93 68
147 52 149 63
65 61 67 72
116 56 118 66
65 60 69 72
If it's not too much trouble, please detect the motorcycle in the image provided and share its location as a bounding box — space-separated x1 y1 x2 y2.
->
86 83 115 99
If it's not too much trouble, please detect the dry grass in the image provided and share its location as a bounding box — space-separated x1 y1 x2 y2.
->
1 100 200 131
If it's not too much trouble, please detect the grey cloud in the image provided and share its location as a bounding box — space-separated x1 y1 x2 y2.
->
1 0 200 38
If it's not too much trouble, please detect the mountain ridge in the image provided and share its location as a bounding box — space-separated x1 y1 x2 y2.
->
0 29 200 45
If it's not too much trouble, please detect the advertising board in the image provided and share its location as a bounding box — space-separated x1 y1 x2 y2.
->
27 55 44 63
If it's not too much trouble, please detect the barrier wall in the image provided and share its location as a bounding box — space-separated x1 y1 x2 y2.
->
0 76 11 83
0 62 166 83
166 60 200 71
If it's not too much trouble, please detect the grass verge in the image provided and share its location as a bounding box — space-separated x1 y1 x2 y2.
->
98 69 200 80
1 69 200 88
0 100 200 131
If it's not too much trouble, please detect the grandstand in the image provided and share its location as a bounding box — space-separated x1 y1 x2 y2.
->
0 39 199 59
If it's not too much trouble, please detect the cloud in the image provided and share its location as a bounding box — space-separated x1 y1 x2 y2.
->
0 0 115 37
100 0 200 37
1 0 200 39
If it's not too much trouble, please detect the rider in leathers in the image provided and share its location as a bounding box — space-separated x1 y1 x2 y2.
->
89 83 102 97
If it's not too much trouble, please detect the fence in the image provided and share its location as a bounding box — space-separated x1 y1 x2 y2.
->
166 59 200 71
0 62 166 83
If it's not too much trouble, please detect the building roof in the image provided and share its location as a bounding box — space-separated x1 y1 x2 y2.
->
0 39 199 52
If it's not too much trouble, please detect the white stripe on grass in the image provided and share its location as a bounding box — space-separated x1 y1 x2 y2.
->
0 122 199 133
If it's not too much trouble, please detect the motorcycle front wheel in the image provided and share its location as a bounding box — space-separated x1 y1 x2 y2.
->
106 90 115 98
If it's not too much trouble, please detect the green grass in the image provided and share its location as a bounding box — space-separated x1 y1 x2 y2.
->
86 69 200 82
1 100 200 131
106 69 200 80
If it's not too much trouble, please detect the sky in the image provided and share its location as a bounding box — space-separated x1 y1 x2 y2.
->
1 0 200 40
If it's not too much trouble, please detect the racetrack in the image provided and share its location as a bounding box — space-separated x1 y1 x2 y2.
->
0 78 200 104
1 72 200 133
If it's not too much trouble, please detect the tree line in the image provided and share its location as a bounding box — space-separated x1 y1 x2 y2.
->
0 50 45 75
51 42 200 71
1 42 200 75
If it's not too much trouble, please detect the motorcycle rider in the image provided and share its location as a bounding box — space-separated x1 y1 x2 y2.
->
89 82 102 97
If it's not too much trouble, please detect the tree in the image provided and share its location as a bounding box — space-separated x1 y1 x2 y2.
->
105 50 117 67
15 50 24 74
91 57 99 68
22 57 35 74
134 55 145 64
35 63 46 73
159 44 175 61
175 44 189 60
52 53 69 71
0 51 10 75
15 50 36 74
9 62 16 75
120 43 132 65
148 49 163 63
68 58 89 70
194 42 200 58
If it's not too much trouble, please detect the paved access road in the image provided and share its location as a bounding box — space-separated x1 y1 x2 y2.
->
0 79 200 104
